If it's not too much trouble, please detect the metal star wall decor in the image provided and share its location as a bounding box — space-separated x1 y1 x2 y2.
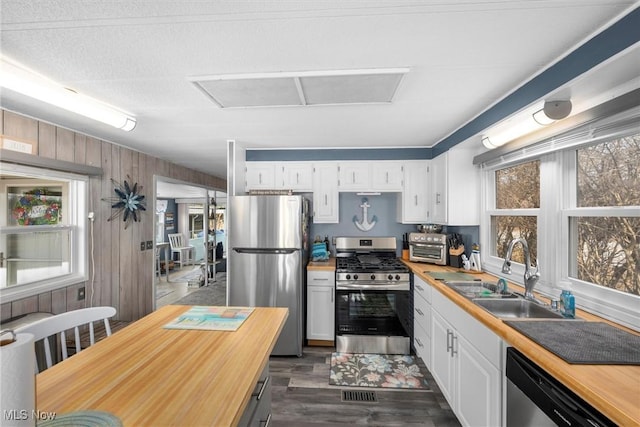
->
102 176 146 229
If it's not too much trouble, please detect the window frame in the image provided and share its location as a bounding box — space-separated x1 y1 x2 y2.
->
480 111 640 331
0 162 89 302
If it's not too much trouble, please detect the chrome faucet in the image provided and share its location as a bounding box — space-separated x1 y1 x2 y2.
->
501 238 540 302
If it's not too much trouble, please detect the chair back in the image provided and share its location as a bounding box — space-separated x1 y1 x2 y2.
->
168 233 186 250
15 306 117 372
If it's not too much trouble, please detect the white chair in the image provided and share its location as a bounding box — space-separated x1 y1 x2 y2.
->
168 233 194 267
15 306 117 373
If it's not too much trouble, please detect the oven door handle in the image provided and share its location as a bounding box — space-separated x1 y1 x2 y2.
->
336 283 410 291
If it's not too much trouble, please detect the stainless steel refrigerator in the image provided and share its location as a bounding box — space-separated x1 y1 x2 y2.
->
228 195 309 356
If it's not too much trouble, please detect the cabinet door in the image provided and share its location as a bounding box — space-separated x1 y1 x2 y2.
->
455 336 501 427
430 310 455 405
371 162 403 191
281 163 313 192
397 161 429 223
245 162 276 191
307 285 335 341
312 163 339 223
338 162 370 191
430 153 447 224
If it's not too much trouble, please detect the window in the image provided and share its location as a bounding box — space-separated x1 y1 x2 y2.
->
1 162 88 301
492 161 540 263
481 110 640 330
568 134 640 297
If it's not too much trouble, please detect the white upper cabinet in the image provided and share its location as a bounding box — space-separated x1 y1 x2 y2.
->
312 162 339 223
337 162 370 191
371 161 403 191
429 148 480 225
245 162 277 191
397 160 429 224
280 162 313 192
338 161 403 192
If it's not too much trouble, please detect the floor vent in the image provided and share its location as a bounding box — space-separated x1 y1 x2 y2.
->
341 390 378 403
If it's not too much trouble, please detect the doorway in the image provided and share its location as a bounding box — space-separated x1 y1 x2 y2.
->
154 177 226 308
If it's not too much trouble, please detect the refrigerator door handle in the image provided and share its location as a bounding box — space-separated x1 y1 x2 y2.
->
233 248 297 255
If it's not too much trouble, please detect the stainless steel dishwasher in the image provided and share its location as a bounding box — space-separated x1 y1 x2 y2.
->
506 347 615 427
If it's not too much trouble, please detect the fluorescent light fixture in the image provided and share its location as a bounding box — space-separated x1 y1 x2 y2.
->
532 109 556 125
532 100 572 126
0 57 136 131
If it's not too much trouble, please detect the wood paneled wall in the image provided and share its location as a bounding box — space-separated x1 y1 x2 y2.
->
0 109 226 322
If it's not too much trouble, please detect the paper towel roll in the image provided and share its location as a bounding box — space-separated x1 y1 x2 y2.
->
1 332 36 427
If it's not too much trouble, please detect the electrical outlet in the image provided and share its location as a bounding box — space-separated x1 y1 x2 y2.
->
146 240 153 250
140 242 146 251
77 287 85 300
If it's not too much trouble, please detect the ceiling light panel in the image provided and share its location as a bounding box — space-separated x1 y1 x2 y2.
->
194 77 302 108
300 73 405 105
189 68 409 108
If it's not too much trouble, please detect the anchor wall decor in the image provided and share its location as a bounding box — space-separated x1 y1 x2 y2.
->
353 197 377 231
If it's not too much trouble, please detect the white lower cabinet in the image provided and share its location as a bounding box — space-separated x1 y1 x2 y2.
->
413 276 432 368
306 270 335 341
431 290 502 427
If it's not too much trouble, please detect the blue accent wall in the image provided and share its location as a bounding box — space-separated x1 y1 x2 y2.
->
246 147 431 161
309 192 480 258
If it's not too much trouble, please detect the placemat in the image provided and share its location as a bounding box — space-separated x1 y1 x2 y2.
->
505 321 640 365
426 272 477 282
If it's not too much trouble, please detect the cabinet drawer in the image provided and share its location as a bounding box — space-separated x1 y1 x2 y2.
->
413 321 431 368
413 291 431 336
307 270 335 285
414 276 431 304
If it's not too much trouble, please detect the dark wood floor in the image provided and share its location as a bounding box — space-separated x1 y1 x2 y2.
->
269 347 461 426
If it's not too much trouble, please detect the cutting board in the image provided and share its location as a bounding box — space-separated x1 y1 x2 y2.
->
505 321 640 365
426 272 478 282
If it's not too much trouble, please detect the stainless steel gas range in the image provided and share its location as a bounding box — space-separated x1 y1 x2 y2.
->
334 237 412 355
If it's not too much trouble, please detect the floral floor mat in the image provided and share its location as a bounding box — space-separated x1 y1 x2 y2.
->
329 352 430 390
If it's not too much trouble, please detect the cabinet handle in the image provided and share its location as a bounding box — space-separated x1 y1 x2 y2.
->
415 308 424 316
436 193 441 204
446 329 453 353
414 195 418 206
416 284 424 292
296 172 299 184
312 278 330 281
261 413 272 427
253 376 270 400
385 171 389 183
352 171 355 183
324 194 327 205
415 337 423 348
259 172 262 185
331 289 334 303
451 335 458 357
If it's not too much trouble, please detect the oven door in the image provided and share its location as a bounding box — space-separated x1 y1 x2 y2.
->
409 243 446 265
335 289 411 337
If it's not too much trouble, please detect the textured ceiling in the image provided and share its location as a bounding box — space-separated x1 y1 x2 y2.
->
1 1 639 180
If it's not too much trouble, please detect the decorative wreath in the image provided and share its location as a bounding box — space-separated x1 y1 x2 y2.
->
103 176 147 229
12 188 61 226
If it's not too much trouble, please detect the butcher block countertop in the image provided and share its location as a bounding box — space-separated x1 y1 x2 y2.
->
36 305 288 427
307 257 336 271
404 261 640 426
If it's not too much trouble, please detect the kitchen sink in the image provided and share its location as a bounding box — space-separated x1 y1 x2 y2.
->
445 281 518 299
472 299 564 319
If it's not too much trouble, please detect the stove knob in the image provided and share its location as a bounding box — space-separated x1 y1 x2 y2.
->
387 274 393 281
346 274 351 280
353 274 358 280
395 275 401 280
370 274 376 280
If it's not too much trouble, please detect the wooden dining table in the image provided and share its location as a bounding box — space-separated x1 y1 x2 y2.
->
36 305 288 426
